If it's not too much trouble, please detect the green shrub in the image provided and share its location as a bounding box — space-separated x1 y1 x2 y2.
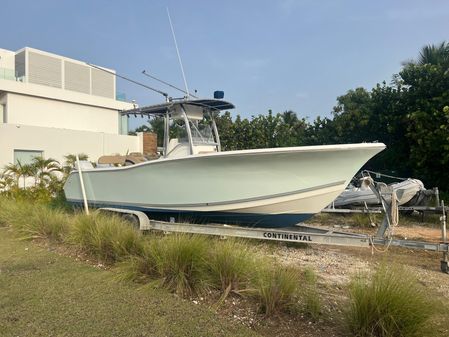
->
253 263 300 316
346 264 437 337
207 239 254 296
69 212 144 263
151 234 208 296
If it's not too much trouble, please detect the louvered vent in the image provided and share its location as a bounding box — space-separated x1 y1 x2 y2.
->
28 51 62 88
65 61 90 94
91 68 114 99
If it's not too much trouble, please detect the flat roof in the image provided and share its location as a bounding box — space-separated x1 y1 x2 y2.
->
120 99 235 116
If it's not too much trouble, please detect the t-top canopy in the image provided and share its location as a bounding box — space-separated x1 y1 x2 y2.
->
120 99 235 117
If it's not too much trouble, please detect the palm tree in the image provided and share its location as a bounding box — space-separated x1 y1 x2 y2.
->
63 153 88 176
4 161 36 188
31 157 61 185
404 41 449 68
0 171 15 191
418 41 449 67
3 163 22 187
18 161 35 188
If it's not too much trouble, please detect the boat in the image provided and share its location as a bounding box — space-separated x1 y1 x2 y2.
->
331 176 425 207
64 97 385 227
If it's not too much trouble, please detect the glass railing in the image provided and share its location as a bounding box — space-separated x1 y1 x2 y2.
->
0 68 16 81
0 68 26 82
116 92 127 102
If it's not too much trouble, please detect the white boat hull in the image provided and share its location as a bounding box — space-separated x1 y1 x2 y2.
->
333 178 425 207
64 143 385 227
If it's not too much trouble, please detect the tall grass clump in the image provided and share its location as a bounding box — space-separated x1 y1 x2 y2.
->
207 239 254 297
116 243 156 283
300 267 321 320
151 234 208 296
0 197 35 228
346 264 438 337
253 263 300 316
0 197 21 227
0 198 68 241
19 204 68 241
69 212 144 263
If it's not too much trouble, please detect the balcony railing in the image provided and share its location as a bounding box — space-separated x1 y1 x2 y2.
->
0 68 26 82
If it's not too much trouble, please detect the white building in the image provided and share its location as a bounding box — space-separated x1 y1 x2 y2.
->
0 47 146 168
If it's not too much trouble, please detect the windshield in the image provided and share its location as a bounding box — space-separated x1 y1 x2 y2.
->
170 119 216 145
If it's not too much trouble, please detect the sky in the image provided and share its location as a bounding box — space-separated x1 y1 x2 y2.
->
2 0 449 130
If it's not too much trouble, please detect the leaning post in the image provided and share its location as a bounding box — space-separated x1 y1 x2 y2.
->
76 154 90 215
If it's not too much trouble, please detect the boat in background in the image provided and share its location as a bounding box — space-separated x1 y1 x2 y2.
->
331 176 425 207
64 98 385 227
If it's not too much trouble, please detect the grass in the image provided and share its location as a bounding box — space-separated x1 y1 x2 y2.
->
0 228 257 337
346 264 438 337
252 263 300 316
0 198 68 241
69 211 145 263
207 238 254 295
116 244 156 283
300 267 321 320
150 234 209 296
1 196 447 336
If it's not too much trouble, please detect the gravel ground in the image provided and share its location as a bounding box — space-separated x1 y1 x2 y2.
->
227 215 449 337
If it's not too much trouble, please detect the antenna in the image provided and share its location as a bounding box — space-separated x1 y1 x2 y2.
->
142 69 198 98
87 63 169 100
167 8 191 98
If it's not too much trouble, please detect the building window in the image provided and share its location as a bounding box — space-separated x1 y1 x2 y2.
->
119 114 128 135
0 104 5 123
14 150 43 165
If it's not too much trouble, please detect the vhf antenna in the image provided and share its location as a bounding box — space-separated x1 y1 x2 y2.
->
87 63 169 101
142 69 198 98
167 8 192 99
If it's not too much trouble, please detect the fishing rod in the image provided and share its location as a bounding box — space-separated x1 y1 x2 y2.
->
87 63 169 100
142 69 198 99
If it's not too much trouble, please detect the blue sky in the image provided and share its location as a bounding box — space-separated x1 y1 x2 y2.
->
2 0 449 130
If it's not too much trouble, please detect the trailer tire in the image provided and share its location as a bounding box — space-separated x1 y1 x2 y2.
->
122 213 140 228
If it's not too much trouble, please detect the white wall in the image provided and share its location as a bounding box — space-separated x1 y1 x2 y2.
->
0 123 141 168
6 93 121 133
0 49 15 70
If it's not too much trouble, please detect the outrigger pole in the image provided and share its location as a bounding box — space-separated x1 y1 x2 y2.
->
142 70 198 99
87 63 170 101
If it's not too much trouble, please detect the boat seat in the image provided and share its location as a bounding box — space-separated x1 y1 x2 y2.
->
98 153 147 166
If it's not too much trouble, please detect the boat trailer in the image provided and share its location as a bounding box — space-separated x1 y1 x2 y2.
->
99 189 449 274
73 154 449 272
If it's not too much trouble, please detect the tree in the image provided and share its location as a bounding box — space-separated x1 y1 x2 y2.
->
417 42 449 68
400 62 449 190
0 171 16 192
31 157 61 186
63 154 89 176
4 161 34 188
3 163 21 187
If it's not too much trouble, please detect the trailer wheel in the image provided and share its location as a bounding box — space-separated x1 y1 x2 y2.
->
122 213 140 228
